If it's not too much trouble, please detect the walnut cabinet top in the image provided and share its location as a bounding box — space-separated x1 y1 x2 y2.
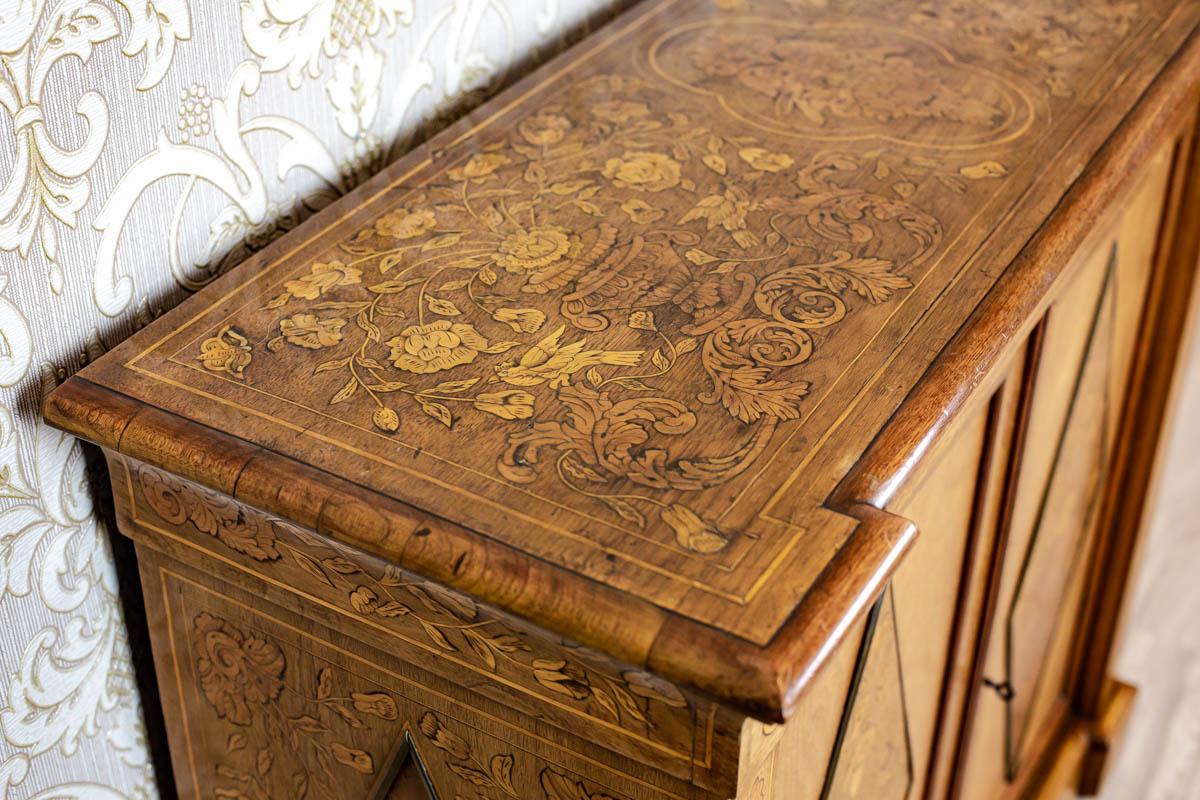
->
45 0 1200 721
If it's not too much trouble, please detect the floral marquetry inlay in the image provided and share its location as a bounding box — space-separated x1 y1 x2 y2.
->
189 612 397 799
186 85 955 554
419 712 634 799
168 575 673 799
905 0 1143 97
186 610 639 799
85 0 1192 648
125 460 706 762
137 465 282 562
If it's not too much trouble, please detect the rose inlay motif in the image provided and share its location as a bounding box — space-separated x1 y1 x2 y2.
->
601 151 682 192
197 62 999 553
375 207 438 239
518 111 573 146
193 611 285 726
496 226 574 273
387 321 492 374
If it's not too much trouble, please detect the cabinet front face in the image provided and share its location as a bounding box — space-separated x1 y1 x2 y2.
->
739 135 1184 800
955 140 1177 800
113 454 736 800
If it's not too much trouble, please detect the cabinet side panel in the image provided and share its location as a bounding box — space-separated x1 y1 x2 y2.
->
736 614 865 800
112 453 732 798
137 546 706 800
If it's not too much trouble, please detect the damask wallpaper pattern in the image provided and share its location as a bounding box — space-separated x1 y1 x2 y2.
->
0 1 622 796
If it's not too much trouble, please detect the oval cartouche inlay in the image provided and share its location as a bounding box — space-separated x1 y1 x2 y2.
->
649 18 1036 149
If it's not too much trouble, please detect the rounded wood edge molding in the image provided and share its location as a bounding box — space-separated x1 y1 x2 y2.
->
43 375 139 451
44 377 669 667
44 375 914 721
647 503 917 722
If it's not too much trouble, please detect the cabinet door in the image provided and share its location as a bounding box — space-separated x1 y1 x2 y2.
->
733 392 1005 800
887 367 1025 800
955 142 1173 799
749 358 1027 800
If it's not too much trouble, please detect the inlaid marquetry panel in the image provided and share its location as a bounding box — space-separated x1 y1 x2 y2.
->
74 0 1200 649
146 551 683 800
649 18 1034 146
109 453 728 793
184 608 403 799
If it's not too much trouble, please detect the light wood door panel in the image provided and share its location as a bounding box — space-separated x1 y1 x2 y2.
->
822 590 913 800
747 384 1013 800
737 616 865 800
956 143 1174 800
890 383 995 799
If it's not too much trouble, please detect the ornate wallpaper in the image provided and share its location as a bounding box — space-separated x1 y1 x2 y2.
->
0 1 622 796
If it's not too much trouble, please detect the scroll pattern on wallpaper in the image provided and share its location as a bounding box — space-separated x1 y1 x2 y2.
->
0 1 624 796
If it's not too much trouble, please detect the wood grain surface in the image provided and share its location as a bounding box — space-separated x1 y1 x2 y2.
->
34 0 1200 796
41 0 1200 727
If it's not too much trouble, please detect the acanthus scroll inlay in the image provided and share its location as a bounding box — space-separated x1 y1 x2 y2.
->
419 711 634 799
138 465 282 562
906 0 1142 98
187 68 973 550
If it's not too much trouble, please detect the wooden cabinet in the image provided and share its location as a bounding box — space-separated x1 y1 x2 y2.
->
42 1 1200 797
954 146 1176 800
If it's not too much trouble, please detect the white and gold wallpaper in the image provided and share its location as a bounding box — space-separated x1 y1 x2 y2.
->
0 1 622 795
